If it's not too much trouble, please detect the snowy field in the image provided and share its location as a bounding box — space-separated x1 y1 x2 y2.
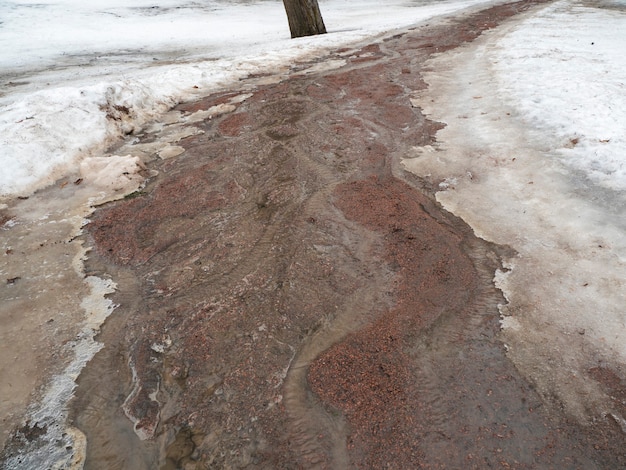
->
1 0 626 467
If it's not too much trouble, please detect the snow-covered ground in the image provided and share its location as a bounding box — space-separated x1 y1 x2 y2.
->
404 0 626 423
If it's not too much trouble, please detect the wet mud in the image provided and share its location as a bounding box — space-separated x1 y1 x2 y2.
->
62 1 626 469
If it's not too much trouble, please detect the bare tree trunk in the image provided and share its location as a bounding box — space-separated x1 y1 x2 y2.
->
282 0 326 38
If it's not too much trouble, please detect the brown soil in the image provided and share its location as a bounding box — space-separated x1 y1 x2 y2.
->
67 1 626 469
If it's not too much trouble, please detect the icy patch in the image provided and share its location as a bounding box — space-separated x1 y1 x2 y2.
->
186 103 238 124
151 336 172 354
81 276 118 330
157 145 185 159
2 277 116 469
499 315 521 331
0 141 152 464
122 360 161 441
296 58 347 75
80 155 146 191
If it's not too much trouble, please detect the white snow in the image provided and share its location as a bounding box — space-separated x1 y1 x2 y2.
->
0 0 495 200
491 1 626 190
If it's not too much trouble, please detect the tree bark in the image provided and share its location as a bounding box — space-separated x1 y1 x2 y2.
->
282 0 327 38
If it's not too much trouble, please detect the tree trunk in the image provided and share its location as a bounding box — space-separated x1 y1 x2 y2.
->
282 0 326 38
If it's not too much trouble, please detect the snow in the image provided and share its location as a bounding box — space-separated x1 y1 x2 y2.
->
403 0 626 424
0 0 495 200
491 1 626 190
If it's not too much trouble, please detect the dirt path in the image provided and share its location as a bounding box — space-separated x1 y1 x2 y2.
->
22 1 625 468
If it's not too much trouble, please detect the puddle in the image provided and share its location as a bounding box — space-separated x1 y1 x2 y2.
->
0 180 132 467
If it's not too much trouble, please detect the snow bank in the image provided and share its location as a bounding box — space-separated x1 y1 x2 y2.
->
0 0 496 200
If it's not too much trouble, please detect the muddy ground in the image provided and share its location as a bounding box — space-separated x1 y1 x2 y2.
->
6 1 626 468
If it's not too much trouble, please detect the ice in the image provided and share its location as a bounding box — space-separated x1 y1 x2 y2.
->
403 0 626 424
79 155 145 191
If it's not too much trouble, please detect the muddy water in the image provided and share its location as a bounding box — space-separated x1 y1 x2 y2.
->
0 158 146 467
0 104 223 468
64 2 626 469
